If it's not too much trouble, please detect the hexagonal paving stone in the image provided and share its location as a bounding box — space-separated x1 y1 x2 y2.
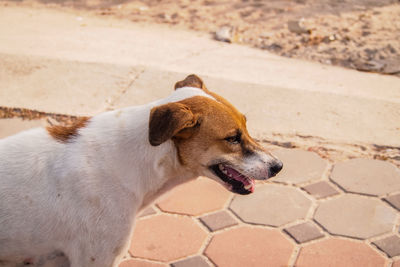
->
331 158 400 196
119 259 166 267
314 194 397 239
296 238 386 267
156 177 231 216
230 184 312 226
129 214 207 262
205 226 294 267
272 149 328 184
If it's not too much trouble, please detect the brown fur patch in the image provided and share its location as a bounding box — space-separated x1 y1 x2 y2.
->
168 74 271 168
157 95 262 167
149 102 198 146
174 74 206 90
47 117 90 143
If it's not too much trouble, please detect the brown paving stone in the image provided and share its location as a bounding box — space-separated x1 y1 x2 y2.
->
296 238 386 267
302 181 339 199
230 184 312 226
384 193 400 211
314 194 396 239
171 256 211 267
284 222 324 243
272 149 328 184
331 158 400 196
119 259 166 267
205 226 294 267
156 177 231 216
373 235 400 258
129 214 207 262
199 210 238 232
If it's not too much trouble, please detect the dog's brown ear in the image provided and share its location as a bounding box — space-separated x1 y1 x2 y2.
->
174 74 207 90
149 102 199 146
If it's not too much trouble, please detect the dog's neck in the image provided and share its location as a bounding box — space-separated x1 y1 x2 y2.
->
76 104 197 212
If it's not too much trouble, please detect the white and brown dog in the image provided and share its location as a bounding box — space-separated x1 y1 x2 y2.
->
0 75 282 267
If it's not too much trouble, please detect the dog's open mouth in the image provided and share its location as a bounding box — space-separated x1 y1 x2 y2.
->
210 163 255 195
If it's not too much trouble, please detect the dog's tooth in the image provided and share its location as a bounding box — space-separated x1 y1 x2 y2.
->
244 184 252 190
222 169 228 175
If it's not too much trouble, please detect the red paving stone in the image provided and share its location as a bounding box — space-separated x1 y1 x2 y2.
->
205 226 294 267
296 238 387 267
119 259 166 267
129 214 207 262
156 177 231 216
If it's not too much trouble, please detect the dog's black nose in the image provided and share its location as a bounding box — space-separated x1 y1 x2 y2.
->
269 160 283 177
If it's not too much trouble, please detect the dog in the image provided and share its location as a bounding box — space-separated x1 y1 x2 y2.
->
0 75 282 267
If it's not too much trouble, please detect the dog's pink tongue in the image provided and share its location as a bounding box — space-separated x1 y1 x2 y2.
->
226 166 255 190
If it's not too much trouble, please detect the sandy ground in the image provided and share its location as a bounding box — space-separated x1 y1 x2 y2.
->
3 0 400 76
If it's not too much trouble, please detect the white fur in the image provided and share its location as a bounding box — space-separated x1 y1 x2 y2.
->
0 87 212 267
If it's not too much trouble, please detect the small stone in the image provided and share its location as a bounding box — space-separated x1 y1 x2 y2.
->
287 20 310 34
353 59 386 72
199 210 238 232
215 26 232 43
263 43 283 52
284 222 324 243
373 235 400 257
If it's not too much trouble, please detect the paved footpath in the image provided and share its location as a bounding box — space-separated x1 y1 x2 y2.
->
1 4 400 267
1 125 400 267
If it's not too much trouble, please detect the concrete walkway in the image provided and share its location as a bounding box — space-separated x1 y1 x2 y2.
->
0 5 399 147
1 4 400 267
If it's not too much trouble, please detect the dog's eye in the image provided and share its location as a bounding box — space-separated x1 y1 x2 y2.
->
224 132 241 144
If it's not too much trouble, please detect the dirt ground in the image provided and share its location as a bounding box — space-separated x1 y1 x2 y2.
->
2 0 400 76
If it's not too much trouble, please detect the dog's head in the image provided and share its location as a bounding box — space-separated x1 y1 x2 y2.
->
149 75 282 195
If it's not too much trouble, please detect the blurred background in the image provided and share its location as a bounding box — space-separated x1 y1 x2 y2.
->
3 0 400 76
